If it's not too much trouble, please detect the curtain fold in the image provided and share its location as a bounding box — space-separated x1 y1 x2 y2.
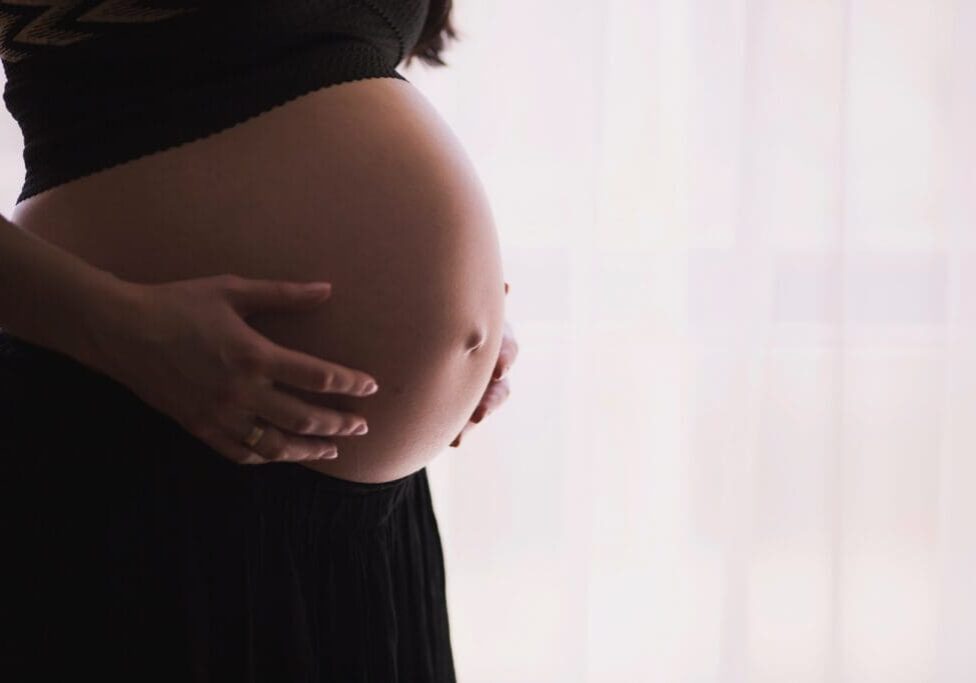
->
410 1 976 681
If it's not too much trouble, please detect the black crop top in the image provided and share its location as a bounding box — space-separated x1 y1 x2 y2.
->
0 0 429 204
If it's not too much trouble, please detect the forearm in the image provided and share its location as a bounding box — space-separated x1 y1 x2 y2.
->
0 211 133 369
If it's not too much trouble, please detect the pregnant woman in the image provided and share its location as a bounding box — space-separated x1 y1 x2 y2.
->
0 0 517 680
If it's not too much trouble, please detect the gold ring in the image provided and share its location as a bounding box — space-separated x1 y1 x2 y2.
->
243 423 265 448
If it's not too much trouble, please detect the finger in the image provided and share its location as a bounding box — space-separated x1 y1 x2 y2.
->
449 416 477 448
491 321 518 381
492 342 518 381
450 379 512 448
492 363 504 381
251 386 369 438
234 419 339 463
198 427 270 466
472 379 511 423
255 338 379 396
225 277 333 317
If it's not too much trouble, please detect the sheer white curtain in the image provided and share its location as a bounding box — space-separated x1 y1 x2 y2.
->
406 1 976 681
2 1 974 681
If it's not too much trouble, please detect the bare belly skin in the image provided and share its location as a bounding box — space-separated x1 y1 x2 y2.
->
10 77 506 483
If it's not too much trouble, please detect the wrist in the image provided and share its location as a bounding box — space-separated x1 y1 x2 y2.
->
70 272 147 376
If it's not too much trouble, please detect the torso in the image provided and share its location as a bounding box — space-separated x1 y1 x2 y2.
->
10 76 506 483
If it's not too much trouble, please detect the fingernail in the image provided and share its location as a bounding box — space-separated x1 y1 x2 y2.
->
363 381 378 394
352 423 368 435
450 436 460 447
472 410 485 424
318 450 338 460
492 368 502 380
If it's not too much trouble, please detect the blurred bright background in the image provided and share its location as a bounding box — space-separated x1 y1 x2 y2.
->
4 1 975 682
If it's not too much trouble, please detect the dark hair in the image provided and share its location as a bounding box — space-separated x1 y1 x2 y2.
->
404 0 459 68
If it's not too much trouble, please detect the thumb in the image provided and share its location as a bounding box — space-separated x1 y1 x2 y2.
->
227 279 332 316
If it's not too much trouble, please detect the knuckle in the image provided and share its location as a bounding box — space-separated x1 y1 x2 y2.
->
213 381 247 408
317 369 335 391
328 416 350 435
291 414 316 435
219 337 245 366
232 344 268 373
217 273 243 290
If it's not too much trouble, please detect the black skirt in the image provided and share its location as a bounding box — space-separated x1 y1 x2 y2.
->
0 330 456 682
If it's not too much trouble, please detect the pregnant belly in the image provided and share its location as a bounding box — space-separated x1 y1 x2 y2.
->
11 77 506 484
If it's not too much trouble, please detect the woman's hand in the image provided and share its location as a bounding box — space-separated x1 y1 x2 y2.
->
86 274 379 466
450 282 518 448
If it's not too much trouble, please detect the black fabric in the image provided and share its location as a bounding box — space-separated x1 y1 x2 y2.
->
0 0 430 204
0 330 456 682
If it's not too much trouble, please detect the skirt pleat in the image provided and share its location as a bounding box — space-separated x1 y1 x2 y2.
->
0 330 456 682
